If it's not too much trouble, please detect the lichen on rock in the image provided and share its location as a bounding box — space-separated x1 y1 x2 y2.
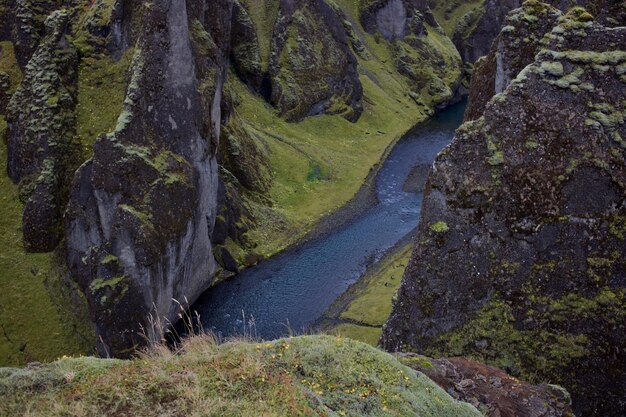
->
382 10 625 417
65 0 231 357
6 8 82 252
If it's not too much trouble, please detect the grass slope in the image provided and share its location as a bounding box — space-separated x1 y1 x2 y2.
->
0 335 481 417
0 118 93 366
431 0 486 39
321 241 413 345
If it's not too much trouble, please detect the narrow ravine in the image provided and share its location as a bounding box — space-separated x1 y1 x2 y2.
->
190 101 467 339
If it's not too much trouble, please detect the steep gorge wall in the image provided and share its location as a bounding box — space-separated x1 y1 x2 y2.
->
382 6 626 416
64 0 231 357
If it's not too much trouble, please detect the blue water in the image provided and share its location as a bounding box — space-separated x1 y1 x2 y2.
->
190 101 467 339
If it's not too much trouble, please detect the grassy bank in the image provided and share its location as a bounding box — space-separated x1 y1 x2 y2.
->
0 118 94 366
319 239 414 345
0 334 481 417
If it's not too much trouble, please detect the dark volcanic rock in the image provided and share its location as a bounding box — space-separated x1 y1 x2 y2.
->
6 9 81 252
65 0 231 357
269 0 363 122
451 0 521 64
0 0 16 41
230 0 263 92
400 354 574 417
465 1 562 121
13 0 61 69
381 14 626 417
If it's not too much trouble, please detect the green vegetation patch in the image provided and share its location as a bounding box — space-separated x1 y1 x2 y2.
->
75 49 134 153
0 118 94 367
0 335 481 417
429 221 449 233
0 41 23 93
426 289 625 384
322 242 413 345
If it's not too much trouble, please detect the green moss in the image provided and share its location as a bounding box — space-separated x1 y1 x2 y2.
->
0 117 93 366
608 213 626 240
430 221 450 233
75 49 134 153
0 335 482 417
565 7 594 23
427 289 624 385
539 61 564 77
0 41 23 94
89 275 127 293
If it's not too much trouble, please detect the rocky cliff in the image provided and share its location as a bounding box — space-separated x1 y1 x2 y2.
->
64 0 231 357
381 5 625 416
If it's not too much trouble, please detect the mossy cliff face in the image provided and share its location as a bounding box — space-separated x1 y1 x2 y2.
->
360 0 463 108
381 11 625 417
465 1 563 121
269 0 363 122
64 0 231 357
6 9 82 252
448 0 522 64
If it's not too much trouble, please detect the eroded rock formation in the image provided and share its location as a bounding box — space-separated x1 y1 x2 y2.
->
65 0 229 356
382 8 625 417
465 1 562 121
269 0 363 121
6 9 81 252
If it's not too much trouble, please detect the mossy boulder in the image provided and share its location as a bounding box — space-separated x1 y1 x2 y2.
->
382 15 625 417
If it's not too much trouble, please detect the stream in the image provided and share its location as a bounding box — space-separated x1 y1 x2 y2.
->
189 101 467 339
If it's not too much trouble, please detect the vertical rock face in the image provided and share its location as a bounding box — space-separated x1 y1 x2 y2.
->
0 0 16 41
451 0 521 64
360 0 435 41
381 10 625 417
65 0 231 357
230 0 263 92
6 9 81 252
465 2 563 121
13 0 62 69
269 0 363 122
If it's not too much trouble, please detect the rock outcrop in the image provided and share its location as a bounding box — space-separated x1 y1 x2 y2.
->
400 354 574 417
12 0 62 69
382 8 625 417
465 1 563 121
450 0 521 64
269 0 363 122
6 9 82 252
65 0 230 357
361 0 463 108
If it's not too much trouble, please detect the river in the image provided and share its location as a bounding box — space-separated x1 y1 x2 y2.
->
189 101 467 339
